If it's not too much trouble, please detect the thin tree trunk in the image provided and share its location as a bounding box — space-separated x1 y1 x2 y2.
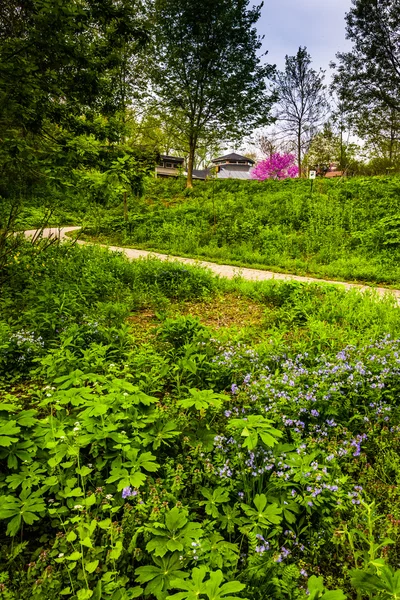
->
123 192 128 221
187 142 195 188
389 109 395 167
297 128 302 177
340 122 344 171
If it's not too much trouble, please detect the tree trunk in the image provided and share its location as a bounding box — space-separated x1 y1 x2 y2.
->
389 109 395 167
340 122 344 171
123 191 128 221
297 128 302 177
186 143 195 188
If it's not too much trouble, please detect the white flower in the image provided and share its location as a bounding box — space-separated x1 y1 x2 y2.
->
105 494 113 500
58 553 64 558
73 505 83 510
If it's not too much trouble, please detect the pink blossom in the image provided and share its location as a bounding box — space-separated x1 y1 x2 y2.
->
251 153 299 181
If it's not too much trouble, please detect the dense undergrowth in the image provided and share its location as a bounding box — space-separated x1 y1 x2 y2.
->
2 239 400 599
78 176 400 286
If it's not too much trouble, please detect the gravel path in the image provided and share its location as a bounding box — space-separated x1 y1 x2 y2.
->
24 226 400 302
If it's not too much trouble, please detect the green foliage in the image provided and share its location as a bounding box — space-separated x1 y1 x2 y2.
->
3 239 400 597
135 554 188 599
350 560 400 598
167 566 246 600
306 576 346 600
86 176 400 286
151 0 274 185
227 415 283 450
240 494 282 532
145 508 203 557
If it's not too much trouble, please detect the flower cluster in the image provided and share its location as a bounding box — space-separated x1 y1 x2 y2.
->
251 153 299 181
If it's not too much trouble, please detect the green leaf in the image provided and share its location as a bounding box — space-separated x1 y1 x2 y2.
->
322 592 346 600
85 560 99 573
67 551 82 561
77 590 93 600
7 514 22 537
165 507 188 531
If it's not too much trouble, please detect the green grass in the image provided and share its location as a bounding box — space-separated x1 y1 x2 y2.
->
79 175 400 287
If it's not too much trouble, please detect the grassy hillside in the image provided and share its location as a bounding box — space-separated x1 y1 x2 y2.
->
81 176 400 285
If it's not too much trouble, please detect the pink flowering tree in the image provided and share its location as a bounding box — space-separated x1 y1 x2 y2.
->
251 153 299 180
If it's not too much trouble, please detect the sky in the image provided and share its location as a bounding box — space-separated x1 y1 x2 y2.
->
258 0 353 77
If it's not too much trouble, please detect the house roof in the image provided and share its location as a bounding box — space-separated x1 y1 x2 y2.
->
212 152 255 165
160 155 184 163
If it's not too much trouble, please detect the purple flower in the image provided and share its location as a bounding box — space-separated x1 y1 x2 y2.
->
122 486 138 499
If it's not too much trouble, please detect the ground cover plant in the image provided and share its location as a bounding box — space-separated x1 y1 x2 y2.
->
2 239 400 599
80 175 400 287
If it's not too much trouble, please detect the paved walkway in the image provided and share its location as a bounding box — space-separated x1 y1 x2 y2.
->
24 227 400 302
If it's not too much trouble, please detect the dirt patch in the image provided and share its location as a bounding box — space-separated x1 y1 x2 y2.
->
127 293 266 342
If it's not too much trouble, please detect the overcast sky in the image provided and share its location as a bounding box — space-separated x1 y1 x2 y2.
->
258 0 353 77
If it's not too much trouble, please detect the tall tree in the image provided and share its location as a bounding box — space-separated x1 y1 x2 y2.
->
331 0 400 171
356 104 400 170
272 47 327 176
0 0 151 220
151 0 275 187
332 0 400 117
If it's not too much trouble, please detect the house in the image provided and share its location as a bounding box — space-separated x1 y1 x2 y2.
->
323 163 344 178
155 155 184 178
154 152 256 180
212 153 255 179
192 168 211 180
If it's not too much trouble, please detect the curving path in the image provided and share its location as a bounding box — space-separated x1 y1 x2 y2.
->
24 226 400 302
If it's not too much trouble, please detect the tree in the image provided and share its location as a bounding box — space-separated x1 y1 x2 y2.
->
272 47 328 176
0 0 152 225
251 153 298 181
355 104 400 172
303 125 341 173
331 0 400 174
332 0 400 119
150 0 275 188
